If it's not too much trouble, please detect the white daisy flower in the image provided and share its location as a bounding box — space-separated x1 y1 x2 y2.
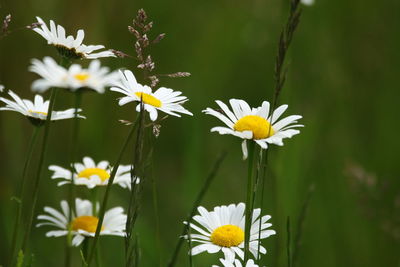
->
30 57 119 93
36 198 126 246
49 156 137 189
213 258 260 267
110 70 193 121
29 57 69 91
0 90 84 124
32 16 115 59
203 99 303 159
185 203 276 263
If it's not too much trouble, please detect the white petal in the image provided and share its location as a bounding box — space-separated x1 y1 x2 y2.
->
72 235 85 246
191 243 220 255
270 104 288 123
203 108 234 128
241 140 248 160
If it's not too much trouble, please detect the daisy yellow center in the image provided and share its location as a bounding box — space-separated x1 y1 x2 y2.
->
210 225 244 247
29 110 47 116
233 115 275 140
135 92 162 108
74 73 90 82
71 216 104 233
78 168 110 182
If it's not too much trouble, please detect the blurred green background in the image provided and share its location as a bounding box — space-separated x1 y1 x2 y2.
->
1 0 399 266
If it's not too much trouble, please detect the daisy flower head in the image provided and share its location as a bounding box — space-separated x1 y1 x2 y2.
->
203 99 303 159
49 156 137 189
0 90 84 125
32 16 116 60
30 57 119 93
185 203 276 262
65 59 119 93
213 259 260 267
36 198 126 246
29 57 69 92
110 70 193 121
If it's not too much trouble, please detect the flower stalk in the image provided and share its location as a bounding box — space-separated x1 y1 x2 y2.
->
65 90 83 267
20 87 58 254
125 101 145 267
87 117 139 266
256 149 269 263
244 140 256 262
8 125 41 266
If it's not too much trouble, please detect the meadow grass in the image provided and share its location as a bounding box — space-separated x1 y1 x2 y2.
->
0 0 399 266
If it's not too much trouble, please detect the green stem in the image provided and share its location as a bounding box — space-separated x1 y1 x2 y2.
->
187 226 193 267
134 234 140 267
95 243 103 267
92 188 98 216
125 103 145 267
256 150 269 263
82 239 89 266
65 241 72 267
167 152 227 267
60 57 72 68
8 126 41 266
87 118 139 266
65 90 82 267
244 141 256 262
21 87 58 252
151 165 162 267
287 216 292 267
69 91 82 210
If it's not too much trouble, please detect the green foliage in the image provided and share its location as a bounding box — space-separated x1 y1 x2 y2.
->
0 0 399 266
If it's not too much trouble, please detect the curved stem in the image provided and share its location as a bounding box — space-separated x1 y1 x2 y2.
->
21 87 58 253
87 118 139 266
8 126 41 266
244 140 256 262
